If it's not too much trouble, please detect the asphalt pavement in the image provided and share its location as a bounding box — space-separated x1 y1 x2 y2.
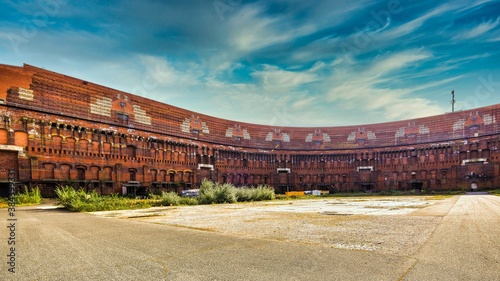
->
1 195 499 281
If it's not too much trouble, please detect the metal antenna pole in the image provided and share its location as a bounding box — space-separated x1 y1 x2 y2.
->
451 90 455 112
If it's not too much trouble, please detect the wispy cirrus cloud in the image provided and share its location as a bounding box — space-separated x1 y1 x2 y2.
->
321 49 446 123
252 65 318 92
453 17 500 40
380 3 456 40
226 4 316 53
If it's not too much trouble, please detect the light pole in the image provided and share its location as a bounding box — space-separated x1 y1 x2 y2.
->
451 90 455 112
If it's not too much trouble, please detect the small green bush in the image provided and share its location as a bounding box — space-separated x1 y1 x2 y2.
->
253 185 275 201
14 186 42 205
213 183 237 203
160 191 181 206
198 179 216 204
235 187 253 202
235 185 275 202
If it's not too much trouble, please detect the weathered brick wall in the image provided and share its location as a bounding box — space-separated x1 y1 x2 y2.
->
1 63 499 196
4 64 500 151
0 151 18 180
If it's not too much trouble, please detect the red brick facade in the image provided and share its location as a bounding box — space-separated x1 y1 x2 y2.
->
1 63 499 196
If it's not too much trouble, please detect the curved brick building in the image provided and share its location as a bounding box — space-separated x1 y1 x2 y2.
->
1 63 499 197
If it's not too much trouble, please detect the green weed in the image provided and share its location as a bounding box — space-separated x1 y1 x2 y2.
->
55 186 152 212
15 186 43 205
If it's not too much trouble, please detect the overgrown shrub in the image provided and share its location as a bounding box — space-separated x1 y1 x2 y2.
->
198 179 216 204
198 180 237 204
55 181 276 211
252 185 275 201
160 191 181 206
55 186 152 212
15 186 42 205
235 187 253 202
235 185 275 202
214 183 237 203
197 179 275 204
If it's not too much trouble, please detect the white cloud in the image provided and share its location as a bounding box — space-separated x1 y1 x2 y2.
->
252 65 319 92
456 0 497 12
321 49 446 123
368 50 431 77
442 54 491 65
287 3 455 63
227 4 315 52
453 17 500 40
381 4 456 39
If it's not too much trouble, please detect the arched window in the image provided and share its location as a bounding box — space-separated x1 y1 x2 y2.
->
129 169 137 181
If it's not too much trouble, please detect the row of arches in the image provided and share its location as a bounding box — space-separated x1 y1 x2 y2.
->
37 163 194 185
39 163 113 181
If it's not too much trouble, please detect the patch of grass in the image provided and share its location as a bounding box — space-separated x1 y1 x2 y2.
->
179 196 199 205
55 180 275 212
55 186 203 212
55 186 154 212
15 186 43 205
251 185 276 201
157 191 200 206
0 198 8 208
214 183 237 204
427 190 466 196
160 191 181 206
488 189 500 196
198 180 275 204
198 180 236 204
234 187 253 202
198 179 216 204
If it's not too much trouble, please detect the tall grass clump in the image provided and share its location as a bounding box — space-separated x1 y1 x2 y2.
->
235 187 253 202
198 179 237 204
198 179 216 204
55 185 152 212
198 179 275 204
214 183 237 203
160 191 181 206
55 186 99 211
15 186 43 205
252 185 275 201
152 191 198 206
235 185 275 202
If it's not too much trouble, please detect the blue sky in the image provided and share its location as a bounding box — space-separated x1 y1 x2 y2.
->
1 0 499 126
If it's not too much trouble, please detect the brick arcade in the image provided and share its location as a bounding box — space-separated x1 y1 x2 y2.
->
1 63 499 197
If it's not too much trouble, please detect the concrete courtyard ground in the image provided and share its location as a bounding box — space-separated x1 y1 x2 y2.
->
2 194 499 280
94 196 444 256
